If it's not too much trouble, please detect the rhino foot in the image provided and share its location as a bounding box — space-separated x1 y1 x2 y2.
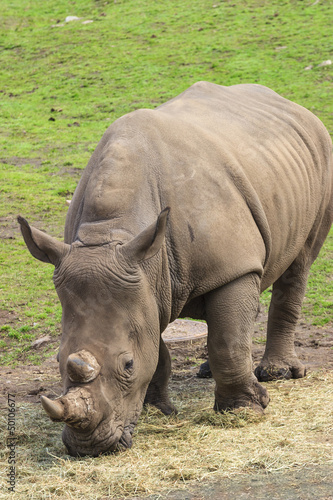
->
144 399 178 415
156 401 178 415
197 360 212 378
255 359 306 382
214 378 270 414
144 386 178 415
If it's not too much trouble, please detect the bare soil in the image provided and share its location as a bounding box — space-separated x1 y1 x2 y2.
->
1 309 332 407
0 312 332 499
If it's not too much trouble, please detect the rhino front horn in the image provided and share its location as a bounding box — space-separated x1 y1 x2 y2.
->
41 388 96 429
41 396 64 420
66 350 101 383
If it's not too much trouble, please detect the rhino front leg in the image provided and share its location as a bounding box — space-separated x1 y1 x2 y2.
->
206 273 269 413
144 338 177 415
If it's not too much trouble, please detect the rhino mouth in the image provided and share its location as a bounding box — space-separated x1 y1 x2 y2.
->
62 419 135 457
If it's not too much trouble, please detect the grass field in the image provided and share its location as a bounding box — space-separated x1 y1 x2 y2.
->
0 0 332 498
1 0 332 365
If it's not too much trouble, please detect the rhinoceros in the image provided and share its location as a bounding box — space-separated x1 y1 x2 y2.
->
18 81 332 456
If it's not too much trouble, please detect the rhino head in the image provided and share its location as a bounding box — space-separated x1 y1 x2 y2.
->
18 209 169 456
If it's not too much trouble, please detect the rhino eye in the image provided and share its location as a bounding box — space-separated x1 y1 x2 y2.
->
124 359 134 371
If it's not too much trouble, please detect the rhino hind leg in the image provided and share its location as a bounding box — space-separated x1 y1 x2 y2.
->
206 273 269 413
144 338 177 415
255 261 309 382
197 359 212 378
256 207 333 382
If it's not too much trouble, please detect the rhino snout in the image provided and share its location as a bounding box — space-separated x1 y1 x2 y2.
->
118 425 134 449
41 386 98 430
62 418 126 457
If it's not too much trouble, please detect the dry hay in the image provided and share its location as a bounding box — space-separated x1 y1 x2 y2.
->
0 370 332 499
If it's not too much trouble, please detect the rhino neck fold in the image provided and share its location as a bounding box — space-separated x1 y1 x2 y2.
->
75 221 133 247
141 243 175 333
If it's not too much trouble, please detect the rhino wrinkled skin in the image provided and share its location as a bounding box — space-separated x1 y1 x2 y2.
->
19 82 333 457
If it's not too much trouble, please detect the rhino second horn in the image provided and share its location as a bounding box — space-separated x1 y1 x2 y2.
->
41 396 65 420
66 350 101 383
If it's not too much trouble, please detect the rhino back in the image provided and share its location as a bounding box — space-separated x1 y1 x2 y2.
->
155 82 332 289
65 82 332 300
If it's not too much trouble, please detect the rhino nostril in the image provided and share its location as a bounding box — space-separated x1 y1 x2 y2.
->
118 426 133 449
67 350 101 383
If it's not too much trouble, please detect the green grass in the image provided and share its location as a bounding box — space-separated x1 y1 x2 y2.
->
0 0 332 365
260 226 333 326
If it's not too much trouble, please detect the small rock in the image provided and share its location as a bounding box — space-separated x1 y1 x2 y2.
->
65 16 80 23
82 20 93 25
28 389 41 395
318 59 332 67
304 65 313 70
31 335 52 348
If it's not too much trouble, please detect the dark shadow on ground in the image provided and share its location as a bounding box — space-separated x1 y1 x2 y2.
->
130 465 333 500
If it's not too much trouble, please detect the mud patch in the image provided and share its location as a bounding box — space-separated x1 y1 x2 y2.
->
57 166 83 177
0 356 61 408
0 216 21 240
1 156 42 168
0 309 18 326
0 314 332 408
0 315 332 498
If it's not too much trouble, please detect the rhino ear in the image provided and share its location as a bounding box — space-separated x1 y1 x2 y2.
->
18 216 69 266
120 207 170 263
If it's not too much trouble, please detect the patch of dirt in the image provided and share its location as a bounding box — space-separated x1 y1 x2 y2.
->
1 313 332 498
0 356 61 408
251 309 333 372
0 309 18 326
164 313 333 380
0 156 42 168
0 216 21 240
57 166 83 177
0 313 332 408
